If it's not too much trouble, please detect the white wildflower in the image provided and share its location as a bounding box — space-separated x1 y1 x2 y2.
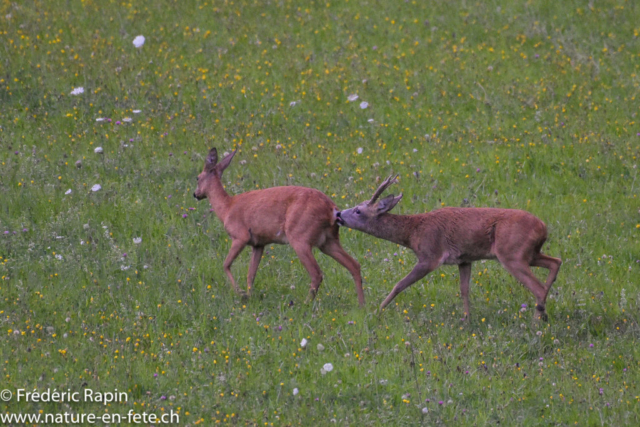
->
96 118 105 122
122 117 132 122
94 147 103 154
359 101 369 109
300 338 308 348
293 388 299 396
65 189 72 195
347 94 359 102
357 147 363 154
70 87 84 96
317 344 325 351
367 118 374 123
133 35 145 48
132 109 142 114
91 184 102 192
133 237 142 244
323 363 334 372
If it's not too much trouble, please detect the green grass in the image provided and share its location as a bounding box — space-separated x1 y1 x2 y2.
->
1 0 639 424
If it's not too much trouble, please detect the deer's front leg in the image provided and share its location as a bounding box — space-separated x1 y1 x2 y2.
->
379 260 437 312
223 239 247 297
246 245 264 297
458 262 472 318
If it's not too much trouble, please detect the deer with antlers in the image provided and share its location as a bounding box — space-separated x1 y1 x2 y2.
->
336 175 562 321
193 148 364 306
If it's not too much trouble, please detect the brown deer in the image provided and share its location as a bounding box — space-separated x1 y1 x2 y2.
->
336 175 562 321
193 148 364 306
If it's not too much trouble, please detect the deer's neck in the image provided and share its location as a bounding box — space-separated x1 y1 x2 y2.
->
364 214 415 248
207 178 233 220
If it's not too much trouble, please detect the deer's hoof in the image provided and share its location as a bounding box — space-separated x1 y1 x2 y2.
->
532 311 548 323
305 289 317 304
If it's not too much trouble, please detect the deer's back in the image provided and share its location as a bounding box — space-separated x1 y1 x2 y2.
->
225 186 337 245
412 207 547 264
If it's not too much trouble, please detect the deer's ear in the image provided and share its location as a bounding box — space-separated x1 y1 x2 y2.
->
205 148 218 171
377 193 403 214
217 149 237 173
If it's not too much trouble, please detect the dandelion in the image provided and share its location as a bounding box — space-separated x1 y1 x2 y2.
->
91 184 102 192
300 338 308 348
65 189 72 195
133 35 145 48
94 147 103 154
70 87 84 96
359 101 369 109
133 237 142 244
347 94 359 102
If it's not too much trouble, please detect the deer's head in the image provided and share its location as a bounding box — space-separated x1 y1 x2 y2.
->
336 175 403 230
193 147 237 200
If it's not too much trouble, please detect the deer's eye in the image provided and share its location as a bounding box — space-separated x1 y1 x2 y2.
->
355 208 361 215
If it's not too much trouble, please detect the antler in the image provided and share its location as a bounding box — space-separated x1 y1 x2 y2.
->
369 174 399 205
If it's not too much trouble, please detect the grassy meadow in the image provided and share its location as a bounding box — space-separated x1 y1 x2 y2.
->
1 0 640 424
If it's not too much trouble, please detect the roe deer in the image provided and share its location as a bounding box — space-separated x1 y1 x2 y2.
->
193 148 364 306
336 175 562 321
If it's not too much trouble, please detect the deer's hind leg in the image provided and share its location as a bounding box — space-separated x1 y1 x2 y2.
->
290 242 324 303
320 236 364 307
530 253 562 291
497 255 549 321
